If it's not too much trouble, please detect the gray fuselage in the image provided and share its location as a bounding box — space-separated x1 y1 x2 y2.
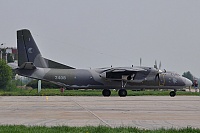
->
16 66 191 90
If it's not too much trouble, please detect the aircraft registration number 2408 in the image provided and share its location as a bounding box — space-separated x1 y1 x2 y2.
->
55 76 66 80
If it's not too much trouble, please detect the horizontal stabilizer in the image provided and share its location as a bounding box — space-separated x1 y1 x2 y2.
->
19 62 36 70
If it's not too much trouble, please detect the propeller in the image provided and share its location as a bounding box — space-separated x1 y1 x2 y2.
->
154 60 163 82
140 58 142 67
154 60 162 70
159 61 161 70
154 60 157 69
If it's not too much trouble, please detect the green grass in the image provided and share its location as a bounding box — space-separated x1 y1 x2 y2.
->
0 87 199 96
0 125 199 133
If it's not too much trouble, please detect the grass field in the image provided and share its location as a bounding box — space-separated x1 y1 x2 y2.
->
0 87 199 96
0 125 199 133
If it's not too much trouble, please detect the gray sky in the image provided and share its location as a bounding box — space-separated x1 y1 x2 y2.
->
0 0 200 77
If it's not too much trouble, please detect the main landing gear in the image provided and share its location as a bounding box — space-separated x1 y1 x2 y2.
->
118 89 127 97
102 89 127 97
169 89 176 97
102 80 128 97
102 89 111 97
119 80 127 97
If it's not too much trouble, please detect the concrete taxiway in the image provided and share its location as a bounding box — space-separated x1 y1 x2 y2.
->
0 96 200 129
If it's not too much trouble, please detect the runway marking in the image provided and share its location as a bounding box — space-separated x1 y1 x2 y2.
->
71 99 112 127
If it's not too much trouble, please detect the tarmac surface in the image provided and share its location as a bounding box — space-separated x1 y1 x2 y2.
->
0 96 200 129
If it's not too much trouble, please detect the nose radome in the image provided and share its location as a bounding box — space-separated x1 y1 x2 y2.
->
183 77 192 87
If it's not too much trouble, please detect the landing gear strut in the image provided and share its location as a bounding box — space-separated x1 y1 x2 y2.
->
169 89 176 97
118 80 128 97
102 89 111 97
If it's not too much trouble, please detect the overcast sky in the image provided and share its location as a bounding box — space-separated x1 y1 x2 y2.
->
0 0 200 77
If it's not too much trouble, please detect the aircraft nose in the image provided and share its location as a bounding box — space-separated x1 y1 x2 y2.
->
182 77 192 87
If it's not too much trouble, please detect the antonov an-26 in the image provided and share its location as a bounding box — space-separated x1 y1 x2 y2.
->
12 29 192 97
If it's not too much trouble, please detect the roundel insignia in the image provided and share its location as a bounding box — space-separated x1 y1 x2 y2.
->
28 48 33 54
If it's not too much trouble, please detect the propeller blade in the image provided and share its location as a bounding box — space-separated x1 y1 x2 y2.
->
154 60 157 69
159 61 161 70
140 58 142 66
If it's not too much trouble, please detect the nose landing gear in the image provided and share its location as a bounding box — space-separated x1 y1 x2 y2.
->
169 89 176 97
102 80 128 97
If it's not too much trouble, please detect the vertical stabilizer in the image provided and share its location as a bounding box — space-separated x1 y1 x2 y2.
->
17 29 48 68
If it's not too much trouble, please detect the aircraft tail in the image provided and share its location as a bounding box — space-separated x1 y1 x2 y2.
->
17 29 48 68
17 29 75 69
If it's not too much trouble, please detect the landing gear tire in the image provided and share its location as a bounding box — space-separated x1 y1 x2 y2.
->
169 91 176 97
118 89 127 97
102 89 111 97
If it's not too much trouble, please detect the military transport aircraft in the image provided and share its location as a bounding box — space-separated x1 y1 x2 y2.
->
11 29 192 97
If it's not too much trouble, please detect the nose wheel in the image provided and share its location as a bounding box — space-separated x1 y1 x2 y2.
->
169 90 176 97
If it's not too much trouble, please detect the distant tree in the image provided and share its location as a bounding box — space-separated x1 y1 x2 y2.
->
0 59 12 89
182 71 194 81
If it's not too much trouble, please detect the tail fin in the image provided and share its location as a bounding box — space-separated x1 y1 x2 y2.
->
17 29 48 68
17 29 75 69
